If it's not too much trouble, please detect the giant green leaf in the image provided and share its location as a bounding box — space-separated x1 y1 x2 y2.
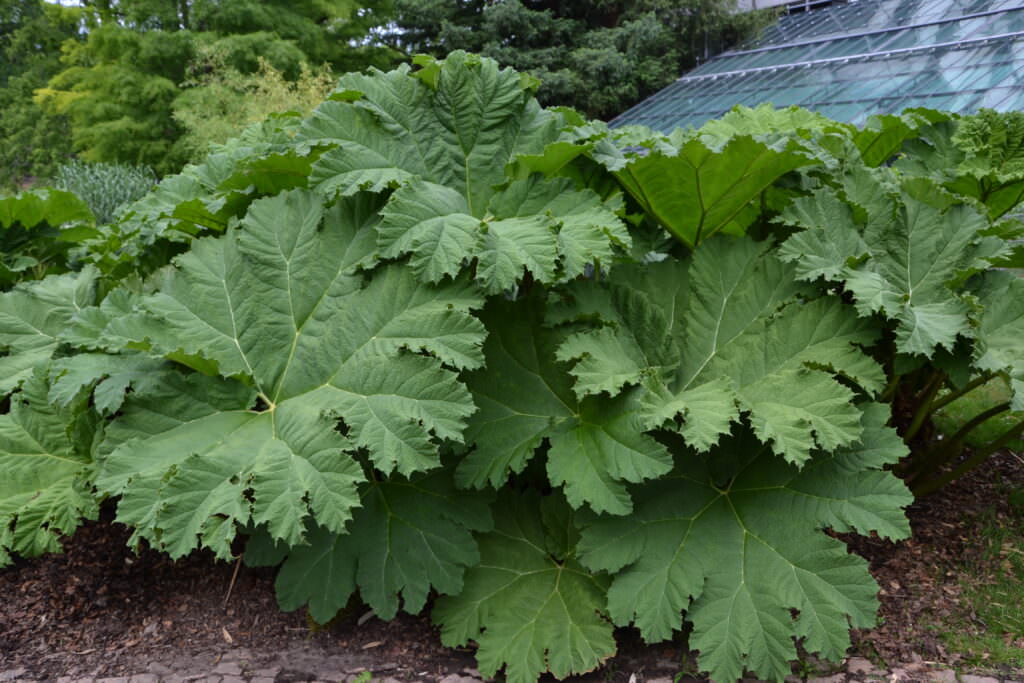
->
774 189 869 282
0 369 98 566
579 411 911 683
458 297 671 516
971 271 1024 407
303 52 560 211
780 185 992 356
434 491 615 683
256 466 493 623
0 268 98 395
94 189 485 559
595 128 816 247
853 109 952 168
0 189 95 229
380 176 627 293
300 53 629 292
557 239 881 466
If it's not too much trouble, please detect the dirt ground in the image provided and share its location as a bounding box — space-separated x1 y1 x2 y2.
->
1 452 1022 682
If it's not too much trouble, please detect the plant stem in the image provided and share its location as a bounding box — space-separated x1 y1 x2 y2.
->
928 372 995 414
912 419 1024 497
905 401 1011 485
903 371 946 442
880 373 902 403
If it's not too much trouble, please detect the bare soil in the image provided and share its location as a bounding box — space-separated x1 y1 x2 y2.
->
848 450 1024 678
1 452 1022 682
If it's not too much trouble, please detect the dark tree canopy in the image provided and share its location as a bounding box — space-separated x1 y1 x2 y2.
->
385 0 775 120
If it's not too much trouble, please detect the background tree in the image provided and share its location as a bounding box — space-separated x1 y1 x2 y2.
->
5 0 777 184
385 0 775 120
35 0 400 175
36 24 196 174
0 0 82 190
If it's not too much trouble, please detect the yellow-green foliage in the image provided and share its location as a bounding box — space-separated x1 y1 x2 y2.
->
173 47 336 160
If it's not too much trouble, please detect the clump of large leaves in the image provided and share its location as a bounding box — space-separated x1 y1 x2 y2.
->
0 54 934 683
442 236 907 683
896 109 1024 220
776 172 1015 360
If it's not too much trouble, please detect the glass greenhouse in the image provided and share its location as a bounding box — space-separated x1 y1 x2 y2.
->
611 0 1024 130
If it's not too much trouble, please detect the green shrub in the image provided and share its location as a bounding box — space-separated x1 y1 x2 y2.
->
1 54 1022 683
53 160 156 224
173 46 336 160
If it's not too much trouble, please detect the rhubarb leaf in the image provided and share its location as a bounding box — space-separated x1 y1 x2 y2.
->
459 296 670 515
579 412 911 683
94 189 484 558
266 467 492 623
0 268 98 395
0 369 98 565
557 239 879 466
433 491 615 683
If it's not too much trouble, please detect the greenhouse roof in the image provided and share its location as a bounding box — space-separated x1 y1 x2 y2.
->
610 0 1024 131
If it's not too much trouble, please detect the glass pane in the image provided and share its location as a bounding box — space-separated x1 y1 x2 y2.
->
995 88 1024 110
611 0 1024 132
980 86 1016 108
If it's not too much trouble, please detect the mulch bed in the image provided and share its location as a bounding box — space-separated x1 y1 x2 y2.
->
849 451 1024 675
1 452 1022 681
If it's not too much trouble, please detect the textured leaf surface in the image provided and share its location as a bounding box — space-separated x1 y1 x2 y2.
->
896 111 1024 219
780 185 992 356
775 190 869 282
97 372 363 560
601 131 815 247
0 268 98 395
299 54 629 292
558 239 880 465
460 297 670 515
434 492 615 683
303 52 558 210
579 412 910 683
0 370 97 565
972 272 1024 406
49 353 170 416
375 164 624 295
114 118 305 244
95 189 485 558
264 467 492 623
